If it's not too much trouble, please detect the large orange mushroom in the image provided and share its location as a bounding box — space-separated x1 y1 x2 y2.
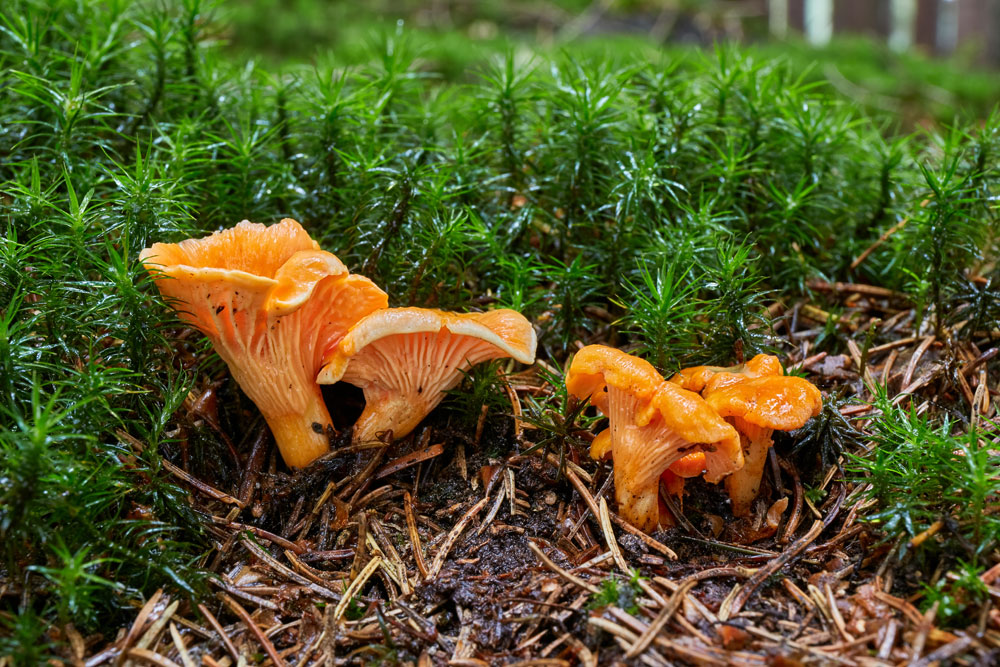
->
140 219 388 468
704 372 823 517
566 346 743 531
316 307 536 443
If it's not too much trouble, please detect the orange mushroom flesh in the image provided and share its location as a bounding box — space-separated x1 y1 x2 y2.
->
141 219 388 468
658 451 707 520
669 353 784 393
670 451 708 478
317 308 536 444
591 428 613 461
704 374 822 517
567 346 743 531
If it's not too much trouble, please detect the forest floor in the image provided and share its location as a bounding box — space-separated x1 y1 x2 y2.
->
75 282 1000 666
5 3 1000 666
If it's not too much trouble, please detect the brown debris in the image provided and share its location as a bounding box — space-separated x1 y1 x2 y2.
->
69 285 1000 665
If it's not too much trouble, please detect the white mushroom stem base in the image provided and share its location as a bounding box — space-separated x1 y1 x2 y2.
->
723 418 774 517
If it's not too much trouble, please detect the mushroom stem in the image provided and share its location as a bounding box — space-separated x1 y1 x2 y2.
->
262 387 333 468
723 419 774 517
351 390 425 444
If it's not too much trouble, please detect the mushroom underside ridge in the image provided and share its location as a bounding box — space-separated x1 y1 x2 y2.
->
341 330 507 396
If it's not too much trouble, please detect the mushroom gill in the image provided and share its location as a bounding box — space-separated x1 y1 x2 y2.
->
316 307 536 443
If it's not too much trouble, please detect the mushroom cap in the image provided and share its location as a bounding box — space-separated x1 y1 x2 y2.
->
669 365 724 393
268 250 350 316
139 220 352 336
316 307 536 442
704 375 823 432
669 451 707 478
318 307 536 384
670 354 784 393
744 354 784 378
140 218 388 468
566 345 663 413
141 218 322 281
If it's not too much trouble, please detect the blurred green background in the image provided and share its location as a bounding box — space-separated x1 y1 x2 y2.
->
223 0 1000 125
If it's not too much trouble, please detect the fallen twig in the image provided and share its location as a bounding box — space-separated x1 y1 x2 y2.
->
220 592 287 667
196 603 239 663
427 496 489 579
625 580 695 658
528 541 599 594
719 520 825 620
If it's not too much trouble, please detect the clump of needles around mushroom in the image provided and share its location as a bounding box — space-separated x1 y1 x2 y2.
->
4 0 1000 663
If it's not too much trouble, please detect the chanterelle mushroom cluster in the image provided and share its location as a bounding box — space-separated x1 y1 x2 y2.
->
141 219 536 468
568 346 821 530
143 219 810 532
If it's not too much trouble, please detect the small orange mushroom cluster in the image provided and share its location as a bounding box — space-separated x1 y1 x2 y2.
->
567 347 821 530
141 219 536 469
566 346 744 531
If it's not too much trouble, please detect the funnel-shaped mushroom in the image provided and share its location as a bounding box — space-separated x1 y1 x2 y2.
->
317 307 536 443
566 346 742 531
141 219 388 468
704 375 822 516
